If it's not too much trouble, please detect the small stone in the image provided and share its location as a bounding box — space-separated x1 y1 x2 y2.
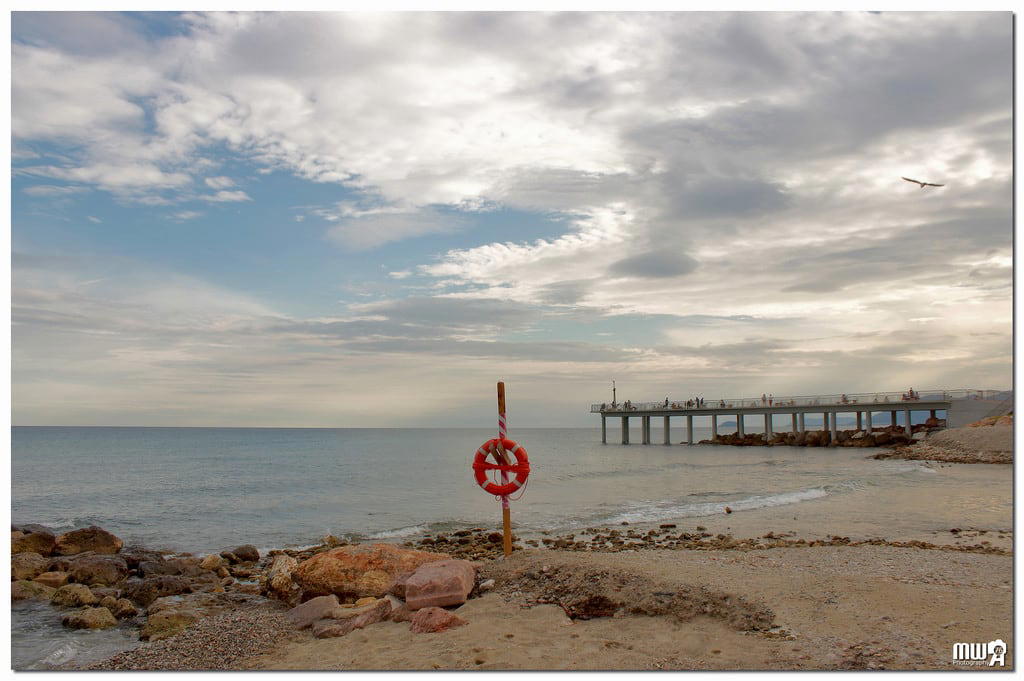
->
62 606 117 630
286 594 342 629
12 552 49 580
199 554 223 571
355 596 377 607
478 579 496 593
409 606 468 633
33 571 70 589
141 607 199 641
231 545 260 563
112 598 138 619
724 506 732 514
99 595 118 610
11 579 56 601
51 583 98 608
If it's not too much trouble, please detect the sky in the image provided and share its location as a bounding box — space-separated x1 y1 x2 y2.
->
11 11 1013 427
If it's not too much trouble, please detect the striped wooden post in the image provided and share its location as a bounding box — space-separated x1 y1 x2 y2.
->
496 382 512 556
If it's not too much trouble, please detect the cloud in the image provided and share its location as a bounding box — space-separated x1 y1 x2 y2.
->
21 184 88 197
200 189 251 202
204 176 235 189
325 208 462 250
170 210 203 221
610 251 699 279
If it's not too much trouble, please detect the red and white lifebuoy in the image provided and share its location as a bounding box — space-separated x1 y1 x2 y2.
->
472 437 530 497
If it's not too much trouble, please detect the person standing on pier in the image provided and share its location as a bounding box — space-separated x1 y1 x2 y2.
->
762 393 767 405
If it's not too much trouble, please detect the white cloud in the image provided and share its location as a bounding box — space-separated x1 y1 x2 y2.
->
325 208 462 250
170 210 203 221
86 216 101 223
204 176 236 189
200 189 251 202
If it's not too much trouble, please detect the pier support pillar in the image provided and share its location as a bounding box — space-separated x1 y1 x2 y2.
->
687 414 694 445
737 414 745 437
791 413 798 433
798 412 806 433
856 412 862 431
930 409 937 419
830 412 838 445
904 409 912 436
711 414 718 439
601 416 606 444
663 416 671 445
764 413 772 436
866 411 873 431
822 413 828 433
891 411 897 428
642 416 650 444
621 416 629 445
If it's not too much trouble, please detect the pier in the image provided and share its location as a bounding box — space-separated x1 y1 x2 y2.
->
591 389 1005 445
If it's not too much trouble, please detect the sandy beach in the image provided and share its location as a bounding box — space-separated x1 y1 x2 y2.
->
247 544 1012 670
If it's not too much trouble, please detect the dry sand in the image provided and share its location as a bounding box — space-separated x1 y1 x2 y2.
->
249 545 1012 670
879 425 1013 464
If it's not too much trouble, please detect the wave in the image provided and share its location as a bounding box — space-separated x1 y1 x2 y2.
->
590 480 863 526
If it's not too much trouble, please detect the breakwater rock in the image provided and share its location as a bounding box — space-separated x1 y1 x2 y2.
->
699 424 937 448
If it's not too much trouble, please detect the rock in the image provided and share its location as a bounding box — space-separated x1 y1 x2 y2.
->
99 595 118 610
478 578 496 593
112 598 138 619
219 551 239 564
55 526 123 556
287 595 343 629
51 583 98 608
409 606 468 633
123 575 193 607
310 598 392 638
912 431 927 441
266 554 299 603
216 566 230 579
724 506 733 514
68 555 129 586
199 554 223 571
12 552 49 580
231 545 260 563
62 607 117 630
12 529 56 556
34 571 70 589
141 607 199 641
404 559 476 610
11 580 56 601
139 557 204 578
387 571 414 599
118 547 168 570
292 543 449 600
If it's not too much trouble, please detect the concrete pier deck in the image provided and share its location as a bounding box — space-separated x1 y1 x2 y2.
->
591 389 1003 445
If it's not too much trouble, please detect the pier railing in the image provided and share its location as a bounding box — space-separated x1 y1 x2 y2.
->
590 389 1002 413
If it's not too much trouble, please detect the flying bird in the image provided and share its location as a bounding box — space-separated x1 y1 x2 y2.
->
901 177 945 189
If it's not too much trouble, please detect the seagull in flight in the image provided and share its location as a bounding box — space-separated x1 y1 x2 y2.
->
901 176 945 189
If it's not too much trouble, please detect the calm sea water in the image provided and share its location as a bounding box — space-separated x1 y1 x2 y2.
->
13 426 928 552
12 425 935 669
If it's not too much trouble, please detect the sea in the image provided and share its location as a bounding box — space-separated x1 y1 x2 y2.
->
12 425 941 669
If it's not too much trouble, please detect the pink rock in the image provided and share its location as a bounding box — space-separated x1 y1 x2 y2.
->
409 606 467 634
405 559 476 610
309 598 392 638
286 595 341 629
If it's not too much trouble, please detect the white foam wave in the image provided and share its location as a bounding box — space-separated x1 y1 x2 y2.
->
367 524 431 539
600 484 846 525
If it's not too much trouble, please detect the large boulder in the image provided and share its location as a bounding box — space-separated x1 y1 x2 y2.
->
119 547 167 570
139 557 204 578
12 552 49 580
123 575 193 607
310 598 393 639
51 583 98 608
140 607 199 641
12 529 56 556
68 555 129 586
409 606 468 634
292 543 449 600
12 580 56 601
55 526 123 556
404 559 476 610
62 607 118 630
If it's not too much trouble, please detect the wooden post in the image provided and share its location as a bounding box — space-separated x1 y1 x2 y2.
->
497 382 512 557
